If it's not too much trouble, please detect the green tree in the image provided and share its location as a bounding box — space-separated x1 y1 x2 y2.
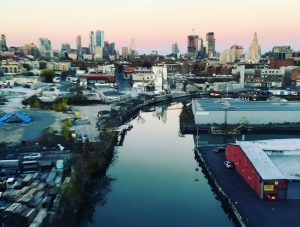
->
40 69 55 83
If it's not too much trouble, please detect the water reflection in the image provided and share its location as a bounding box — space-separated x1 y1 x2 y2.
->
79 176 115 225
79 103 234 227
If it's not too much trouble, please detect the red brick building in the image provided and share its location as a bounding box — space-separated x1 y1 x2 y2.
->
269 58 295 69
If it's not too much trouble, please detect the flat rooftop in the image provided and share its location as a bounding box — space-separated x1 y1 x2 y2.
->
235 139 300 180
193 99 300 111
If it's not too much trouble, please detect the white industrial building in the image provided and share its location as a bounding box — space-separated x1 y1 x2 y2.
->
192 98 300 125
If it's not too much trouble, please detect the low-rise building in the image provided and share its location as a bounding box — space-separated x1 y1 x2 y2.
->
79 73 115 84
283 66 300 87
192 98 300 125
46 62 71 71
0 60 25 74
226 139 300 199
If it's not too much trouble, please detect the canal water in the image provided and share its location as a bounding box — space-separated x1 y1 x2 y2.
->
79 104 233 227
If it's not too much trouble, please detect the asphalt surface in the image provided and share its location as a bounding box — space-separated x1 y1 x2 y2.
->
0 109 56 143
196 146 300 227
71 105 110 142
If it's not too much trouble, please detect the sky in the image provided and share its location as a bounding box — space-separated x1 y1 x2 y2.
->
1 0 300 55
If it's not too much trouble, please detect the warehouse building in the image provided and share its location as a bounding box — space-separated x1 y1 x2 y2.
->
192 98 300 125
226 139 300 200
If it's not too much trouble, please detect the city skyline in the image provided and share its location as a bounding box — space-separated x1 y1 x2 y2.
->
1 0 300 54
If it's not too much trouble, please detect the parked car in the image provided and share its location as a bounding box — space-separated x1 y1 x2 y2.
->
224 160 234 169
53 77 61 83
23 153 42 160
214 147 225 153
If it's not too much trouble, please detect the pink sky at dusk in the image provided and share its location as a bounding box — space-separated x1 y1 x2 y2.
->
1 0 299 54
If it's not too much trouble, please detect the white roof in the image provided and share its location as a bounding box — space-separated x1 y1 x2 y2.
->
236 139 300 180
237 141 285 180
250 139 300 151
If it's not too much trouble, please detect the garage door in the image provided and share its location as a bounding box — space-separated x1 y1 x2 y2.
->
287 181 300 199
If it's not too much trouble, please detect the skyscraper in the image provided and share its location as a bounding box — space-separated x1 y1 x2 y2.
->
187 35 199 55
76 35 82 60
89 31 95 59
122 47 129 56
205 32 216 58
245 32 261 64
61 43 71 53
95 30 104 48
129 38 136 55
171 43 180 55
39 38 53 58
103 41 110 60
109 42 116 55
0 34 8 51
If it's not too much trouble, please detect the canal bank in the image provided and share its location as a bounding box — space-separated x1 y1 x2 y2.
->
194 147 245 227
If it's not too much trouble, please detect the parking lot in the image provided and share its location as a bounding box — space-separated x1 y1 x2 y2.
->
196 146 300 227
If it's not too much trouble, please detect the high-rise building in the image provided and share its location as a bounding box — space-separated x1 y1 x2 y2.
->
197 38 206 58
205 32 216 58
109 42 116 55
89 31 95 59
187 35 199 55
39 38 53 58
103 41 110 60
129 38 136 55
96 30 104 48
245 32 261 64
0 34 8 51
171 43 180 55
20 43 39 57
76 35 82 60
61 43 71 53
219 45 244 64
95 46 103 60
122 47 129 56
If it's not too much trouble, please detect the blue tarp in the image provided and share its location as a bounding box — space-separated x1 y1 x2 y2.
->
0 113 32 125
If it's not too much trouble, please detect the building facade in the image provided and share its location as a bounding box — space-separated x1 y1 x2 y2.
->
89 31 95 59
0 60 24 74
192 99 300 125
0 34 8 51
245 32 261 63
95 30 104 48
226 139 300 200
76 35 82 60
205 32 216 58
187 35 199 56
39 38 53 58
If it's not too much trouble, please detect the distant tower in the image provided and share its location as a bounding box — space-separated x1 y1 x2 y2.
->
89 31 95 59
0 34 8 51
109 42 116 55
171 43 180 55
39 38 53 58
129 38 136 55
95 30 104 48
187 35 199 56
61 43 71 53
76 35 82 60
122 47 129 56
245 32 261 64
205 32 216 58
